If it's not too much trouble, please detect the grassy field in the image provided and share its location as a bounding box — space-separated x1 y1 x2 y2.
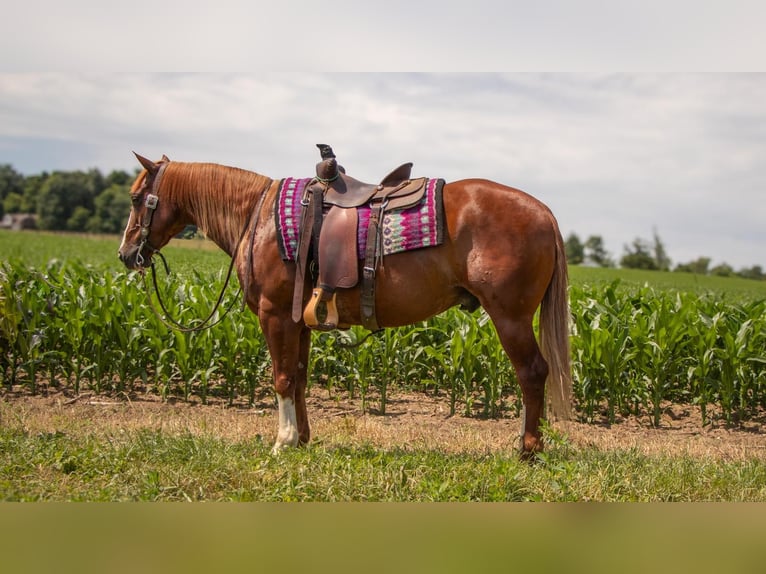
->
2 229 765 502
569 263 766 298
2 391 765 502
2 421 764 502
0 229 225 276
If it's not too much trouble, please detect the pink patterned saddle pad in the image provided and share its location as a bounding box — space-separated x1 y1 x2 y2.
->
275 177 445 261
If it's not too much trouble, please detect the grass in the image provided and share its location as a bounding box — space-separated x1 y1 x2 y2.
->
1 421 764 501
0 229 228 276
569 264 766 298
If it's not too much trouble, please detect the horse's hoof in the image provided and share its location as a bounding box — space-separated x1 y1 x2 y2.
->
519 448 543 464
519 435 543 462
271 443 289 456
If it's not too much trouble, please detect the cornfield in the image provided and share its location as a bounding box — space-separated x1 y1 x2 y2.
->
2 258 765 425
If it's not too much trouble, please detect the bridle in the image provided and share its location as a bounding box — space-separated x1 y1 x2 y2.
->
132 161 272 332
135 162 167 269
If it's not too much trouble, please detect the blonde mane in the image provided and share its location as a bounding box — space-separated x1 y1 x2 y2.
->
161 162 272 252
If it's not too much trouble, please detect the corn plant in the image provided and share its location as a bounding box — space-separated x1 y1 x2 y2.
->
216 319 249 403
572 280 766 425
0 262 60 393
634 290 691 426
571 281 636 423
686 308 724 425
714 302 766 423
3 255 766 427
0 264 24 387
476 314 518 418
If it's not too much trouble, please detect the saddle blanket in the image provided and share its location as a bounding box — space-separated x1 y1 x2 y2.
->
275 176 445 262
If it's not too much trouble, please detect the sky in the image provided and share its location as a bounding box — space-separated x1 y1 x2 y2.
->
1 2 764 269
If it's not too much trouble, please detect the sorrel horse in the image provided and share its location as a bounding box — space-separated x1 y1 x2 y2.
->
118 152 573 457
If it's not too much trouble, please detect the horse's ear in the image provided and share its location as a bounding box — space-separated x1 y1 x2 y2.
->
161 154 170 162
133 152 159 175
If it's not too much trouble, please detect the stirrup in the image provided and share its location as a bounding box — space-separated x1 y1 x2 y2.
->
303 287 339 331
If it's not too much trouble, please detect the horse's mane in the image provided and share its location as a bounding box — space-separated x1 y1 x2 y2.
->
162 162 271 250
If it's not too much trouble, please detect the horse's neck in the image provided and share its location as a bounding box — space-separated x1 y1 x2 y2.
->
173 163 269 257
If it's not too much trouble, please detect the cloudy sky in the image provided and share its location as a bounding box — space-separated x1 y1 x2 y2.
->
1 3 764 269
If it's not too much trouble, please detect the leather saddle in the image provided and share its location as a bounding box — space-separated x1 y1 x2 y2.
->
292 144 428 331
323 163 423 209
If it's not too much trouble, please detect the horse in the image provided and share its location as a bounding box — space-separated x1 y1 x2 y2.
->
118 152 573 458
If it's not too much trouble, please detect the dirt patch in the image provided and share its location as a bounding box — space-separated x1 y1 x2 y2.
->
2 386 765 462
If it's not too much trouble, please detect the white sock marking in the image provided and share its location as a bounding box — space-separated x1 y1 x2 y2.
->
272 396 299 454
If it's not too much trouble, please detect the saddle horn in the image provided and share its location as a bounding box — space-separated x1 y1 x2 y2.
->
316 144 335 159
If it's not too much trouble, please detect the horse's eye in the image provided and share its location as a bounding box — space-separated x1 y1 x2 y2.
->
130 195 141 206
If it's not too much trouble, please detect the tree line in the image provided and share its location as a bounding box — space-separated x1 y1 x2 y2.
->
566 228 764 281
0 164 133 234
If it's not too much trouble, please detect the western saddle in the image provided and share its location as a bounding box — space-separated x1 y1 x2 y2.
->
292 144 428 331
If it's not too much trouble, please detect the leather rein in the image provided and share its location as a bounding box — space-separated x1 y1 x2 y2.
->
137 163 272 333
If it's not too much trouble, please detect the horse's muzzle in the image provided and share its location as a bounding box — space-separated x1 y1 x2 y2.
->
117 244 151 270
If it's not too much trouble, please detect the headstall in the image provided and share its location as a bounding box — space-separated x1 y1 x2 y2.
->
135 162 167 268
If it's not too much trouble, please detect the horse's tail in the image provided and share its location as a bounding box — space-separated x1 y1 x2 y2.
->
539 213 573 421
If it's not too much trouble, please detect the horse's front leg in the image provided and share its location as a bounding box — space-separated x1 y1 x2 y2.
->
259 309 312 453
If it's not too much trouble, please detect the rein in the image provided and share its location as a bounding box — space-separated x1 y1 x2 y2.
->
145 251 240 333
140 172 273 333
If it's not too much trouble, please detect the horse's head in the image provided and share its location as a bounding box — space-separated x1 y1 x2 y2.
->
118 153 186 270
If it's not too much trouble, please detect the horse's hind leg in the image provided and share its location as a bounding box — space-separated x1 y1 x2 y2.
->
490 315 549 457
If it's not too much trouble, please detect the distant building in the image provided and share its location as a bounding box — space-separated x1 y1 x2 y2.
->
0 213 38 230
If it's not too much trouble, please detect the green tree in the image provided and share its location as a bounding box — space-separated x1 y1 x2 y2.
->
86 184 131 234
737 265 764 281
67 206 92 231
565 232 585 265
105 169 132 187
620 238 658 270
176 225 198 239
20 173 48 214
710 263 735 277
621 229 672 271
652 228 672 271
674 257 711 275
584 235 614 267
3 192 24 214
0 164 25 218
36 170 102 230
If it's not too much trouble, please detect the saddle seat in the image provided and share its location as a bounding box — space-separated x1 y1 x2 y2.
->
295 145 428 332
323 163 424 209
